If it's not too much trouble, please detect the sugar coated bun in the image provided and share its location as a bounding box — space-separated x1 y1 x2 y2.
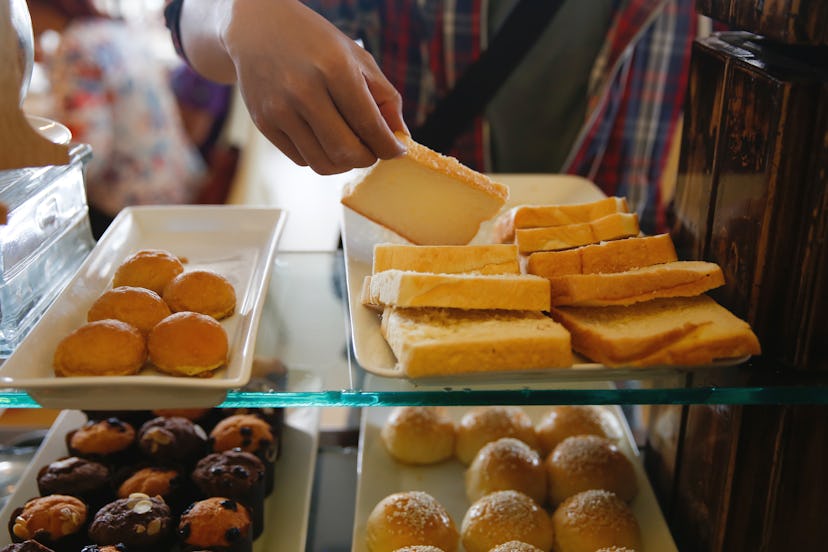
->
594 548 638 552
490 541 545 552
113 249 184 295
147 311 228 376
461 490 553 552
54 319 146 376
381 406 456 465
551 490 641 552
455 406 538 465
535 406 614 456
365 491 459 552
162 269 237 320
545 435 638 506
465 437 546 505
87 286 172 333
392 547 446 552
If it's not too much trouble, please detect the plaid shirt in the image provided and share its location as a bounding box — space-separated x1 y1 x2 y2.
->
165 0 696 233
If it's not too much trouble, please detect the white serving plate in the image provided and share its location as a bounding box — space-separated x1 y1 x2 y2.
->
0 205 286 409
0 407 320 551
352 403 678 552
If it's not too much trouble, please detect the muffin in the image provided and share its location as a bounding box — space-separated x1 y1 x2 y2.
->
80 546 129 552
465 437 546 505
381 407 455 465
550 490 641 552
36 456 112 512
53 320 146 377
218 408 284 457
8 495 88 552
116 466 189 515
365 491 458 552
191 450 265 538
88 493 172 551
66 418 136 468
87 286 172 334
0 541 56 552
147 312 228 377
112 249 185 295
137 416 208 469
455 406 539 465
209 414 277 495
460 490 553 552
535 406 615 456
162 270 237 320
178 498 252 552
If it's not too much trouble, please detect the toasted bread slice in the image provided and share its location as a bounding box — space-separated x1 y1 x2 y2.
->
493 197 629 243
527 234 678 278
515 212 640 254
372 243 520 275
550 295 761 366
381 307 573 377
341 133 508 245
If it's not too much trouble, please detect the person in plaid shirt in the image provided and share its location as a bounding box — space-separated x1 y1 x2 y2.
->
165 0 696 233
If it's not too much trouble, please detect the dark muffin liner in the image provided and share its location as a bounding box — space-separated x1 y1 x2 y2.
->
0 539 57 552
7 505 88 552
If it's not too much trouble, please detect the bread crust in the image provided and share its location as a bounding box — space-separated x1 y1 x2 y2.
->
493 197 629 243
515 213 639 254
372 243 520 275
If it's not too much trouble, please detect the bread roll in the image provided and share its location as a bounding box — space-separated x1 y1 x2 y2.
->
381 407 455 465
112 249 184 295
545 435 638 506
53 319 147 377
535 406 614 457
489 541 545 552
365 491 458 552
493 197 629 243
147 312 228 376
594 548 638 552
461 490 553 552
456 406 539 465
551 490 641 552
87 286 171 334
391 547 446 552
465 437 546 505
162 269 236 320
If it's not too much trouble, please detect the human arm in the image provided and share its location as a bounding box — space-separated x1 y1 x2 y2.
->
172 0 407 174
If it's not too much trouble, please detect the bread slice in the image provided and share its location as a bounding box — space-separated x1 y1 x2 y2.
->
381 307 573 377
550 295 761 366
527 234 678 278
372 243 520 275
493 197 629 243
366 270 551 311
341 133 509 245
515 212 640 254
547 261 725 307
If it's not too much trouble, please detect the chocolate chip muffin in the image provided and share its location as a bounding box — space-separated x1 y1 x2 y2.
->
137 417 207 469
88 493 172 551
36 456 112 513
115 466 190 515
178 498 252 552
209 415 277 495
7 495 88 552
66 418 136 468
191 450 265 538
0 540 56 552
220 408 284 459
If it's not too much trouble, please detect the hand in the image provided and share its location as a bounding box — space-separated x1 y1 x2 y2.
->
221 0 407 174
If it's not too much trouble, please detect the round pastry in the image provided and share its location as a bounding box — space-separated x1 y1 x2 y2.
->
137 416 208 468
178 497 252 552
460 490 553 552
53 319 146 377
147 312 228 377
0 540 57 552
87 286 172 334
36 456 111 510
535 406 614 457
381 407 455 465
66 418 136 466
545 435 638 506
88 493 172 550
391 547 446 552
8 495 88 549
594 548 638 552
465 437 546 505
551 490 641 552
112 249 185 295
365 491 459 552
455 406 539 465
162 270 237 320
490 541 545 552
116 466 188 513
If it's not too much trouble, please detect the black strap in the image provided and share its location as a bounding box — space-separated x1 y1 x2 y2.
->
412 0 566 154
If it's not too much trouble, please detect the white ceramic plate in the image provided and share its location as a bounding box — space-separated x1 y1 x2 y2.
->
0 407 320 551
352 403 678 552
0 205 286 409
26 114 72 145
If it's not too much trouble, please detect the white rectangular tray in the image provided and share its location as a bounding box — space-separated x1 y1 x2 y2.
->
0 205 286 409
352 404 678 552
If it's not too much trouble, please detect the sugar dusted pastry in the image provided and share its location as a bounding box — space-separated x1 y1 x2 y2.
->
53 319 146 377
365 491 459 552
551 490 641 552
162 270 237 320
87 286 171 334
113 249 184 295
455 406 539 465
381 406 455 465
465 437 546 505
147 312 228 377
460 490 553 552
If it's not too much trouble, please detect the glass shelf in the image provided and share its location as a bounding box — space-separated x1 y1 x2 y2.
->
1 251 826 408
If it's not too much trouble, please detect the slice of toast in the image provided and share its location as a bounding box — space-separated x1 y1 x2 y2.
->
550 295 761 366
381 307 573 377
493 197 629 243
341 133 508 245
515 212 640 254
372 243 520 275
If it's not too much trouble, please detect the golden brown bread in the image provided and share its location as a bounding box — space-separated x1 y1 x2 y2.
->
551 490 641 552
455 406 539 465
372 243 521 275
87 286 171 334
465 437 547 505
147 311 228 376
162 269 237 320
381 406 456 465
112 249 184 295
365 491 459 552
515 213 640 254
489 542 545 552
460 490 553 552
535 406 616 457
53 319 147 377
493 197 629 243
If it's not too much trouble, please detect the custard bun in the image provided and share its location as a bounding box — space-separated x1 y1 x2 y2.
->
545 435 638 506
535 406 615 457
87 286 172 334
465 437 546 505
551 490 641 552
365 491 459 552
162 269 237 320
54 319 147 376
147 311 228 377
112 249 185 295
490 541 545 552
381 406 456 465
461 490 553 552
455 406 539 465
